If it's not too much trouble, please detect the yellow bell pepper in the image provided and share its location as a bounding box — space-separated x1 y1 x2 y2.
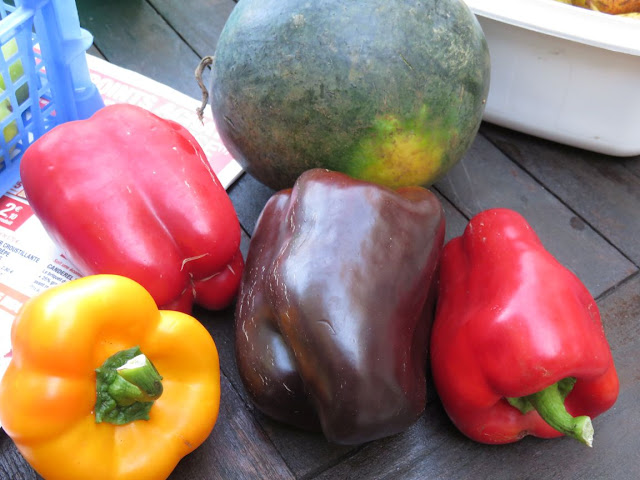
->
0 274 221 480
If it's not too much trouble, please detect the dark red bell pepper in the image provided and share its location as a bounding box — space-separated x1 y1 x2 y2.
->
20 104 243 313
430 208 619 447
235 168 445 445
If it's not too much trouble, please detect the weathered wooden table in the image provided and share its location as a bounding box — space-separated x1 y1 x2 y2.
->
1 1 639 478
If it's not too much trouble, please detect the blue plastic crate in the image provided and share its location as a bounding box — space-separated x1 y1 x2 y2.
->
0 0 104 195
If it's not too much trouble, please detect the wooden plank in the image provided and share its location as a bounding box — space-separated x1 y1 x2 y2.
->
149 0 236 58
625 157 640 178
437 191 471 243
197 245 359 478
0 432 38 480
481 123 640 267
201 317 359 480
176 232 295 479
313 274 640 480
311 400 462 480
170 374 295 480
87 44 103 59
597 274 640 386
77 0 206 99
198 232 357 479
227 173 277 236
434 133 638 299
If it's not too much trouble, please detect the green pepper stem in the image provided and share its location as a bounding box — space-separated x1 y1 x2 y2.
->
95 346 163 425
108 354 163 406
507 378 593 447
527 382 593 447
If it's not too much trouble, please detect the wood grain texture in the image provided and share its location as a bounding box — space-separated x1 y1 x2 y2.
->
169 233 296 480
170 374 296 480
149 0 236 58
196 272 359 479
481 123 640 268
0 433 37 480
227 173 277 236
76 0 207 98
434 133 637 299
625 157 640 178
1 1 636 480
310 274 640 480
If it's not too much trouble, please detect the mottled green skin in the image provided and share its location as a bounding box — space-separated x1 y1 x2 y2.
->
210 0 490 190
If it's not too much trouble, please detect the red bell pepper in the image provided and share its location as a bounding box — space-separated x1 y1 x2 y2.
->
430 208 619 447
20 104 243 313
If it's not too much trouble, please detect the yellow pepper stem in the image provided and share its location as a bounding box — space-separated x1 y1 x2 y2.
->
95 346 163 424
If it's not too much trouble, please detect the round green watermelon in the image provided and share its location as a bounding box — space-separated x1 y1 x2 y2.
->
210 0 490 190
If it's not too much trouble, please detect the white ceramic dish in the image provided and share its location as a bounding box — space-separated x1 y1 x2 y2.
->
463 0 640 156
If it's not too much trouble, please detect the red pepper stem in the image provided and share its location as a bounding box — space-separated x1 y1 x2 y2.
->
519 380 594 447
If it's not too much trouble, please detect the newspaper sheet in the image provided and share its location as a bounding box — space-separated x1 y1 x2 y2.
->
0 55 244 400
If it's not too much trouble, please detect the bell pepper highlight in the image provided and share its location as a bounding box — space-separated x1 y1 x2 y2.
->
0 274 221 480
235 169 445 445
430 208 619 447
19 103 244 313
